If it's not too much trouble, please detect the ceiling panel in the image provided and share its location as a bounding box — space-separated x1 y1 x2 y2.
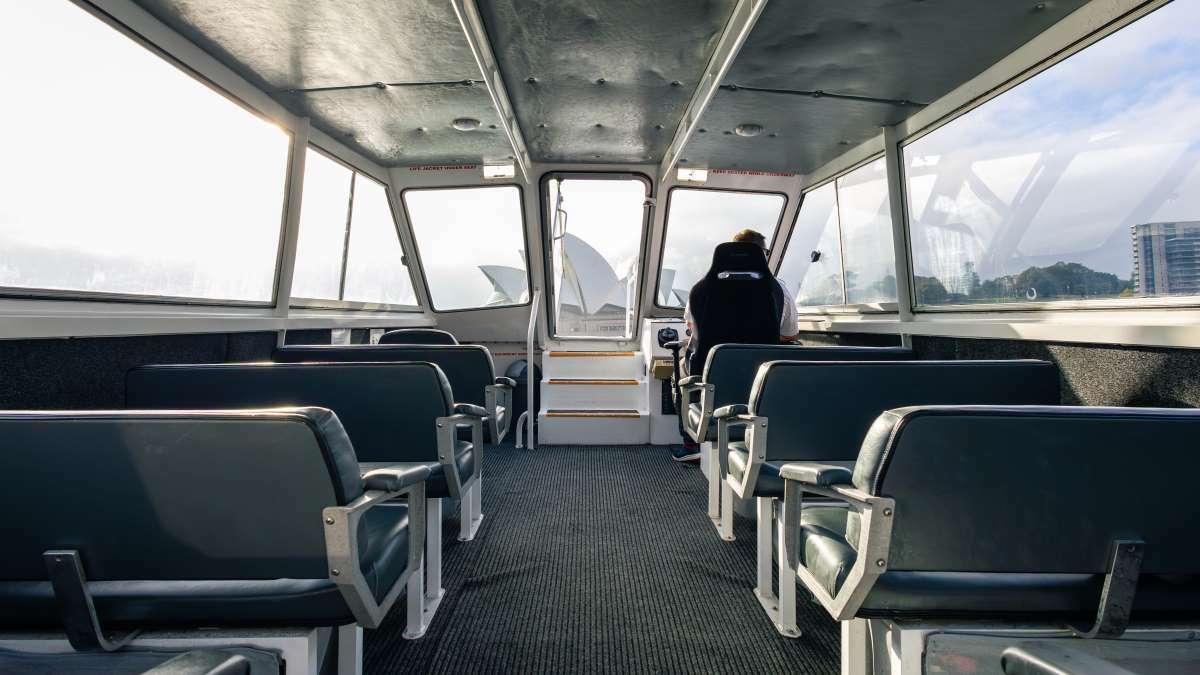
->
477 0 737 163
133 0 513 166
685 0 1091 173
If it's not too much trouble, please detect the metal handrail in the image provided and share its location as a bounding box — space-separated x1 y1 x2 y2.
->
524 289 541 449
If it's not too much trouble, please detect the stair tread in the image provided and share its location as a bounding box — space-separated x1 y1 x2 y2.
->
547 351 637 357
543 409 643 418
546 378 641 385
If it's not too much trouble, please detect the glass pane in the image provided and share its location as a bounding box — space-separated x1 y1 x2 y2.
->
0 1 288 302
547 177 647 338
837 159 897 304
904 0 1200 306
658 189 785 307
777 183 844 307
342 177 417 305
405 186 528 311
291 148 352 301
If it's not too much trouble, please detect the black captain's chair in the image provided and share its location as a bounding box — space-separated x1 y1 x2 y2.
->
662 241 785 435
683 241 784 375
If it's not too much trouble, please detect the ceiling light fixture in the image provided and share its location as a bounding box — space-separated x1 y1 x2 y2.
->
735 123 763 137
452 117 481 131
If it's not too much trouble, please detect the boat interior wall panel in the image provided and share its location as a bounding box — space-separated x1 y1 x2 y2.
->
476 0 737 163
132 0 512 165
0 332 276 409
685 0 1089 172
911 336 1200 408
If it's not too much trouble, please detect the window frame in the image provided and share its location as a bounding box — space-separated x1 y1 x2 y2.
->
779 155 900 316
289 145 421 313
399 183 533 314
895 0 1200 315
652 186 789 311
538 170 654 342
0 0 294 309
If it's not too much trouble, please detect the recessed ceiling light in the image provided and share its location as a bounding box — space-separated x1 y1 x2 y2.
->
452 117 481 131
735 123 763 137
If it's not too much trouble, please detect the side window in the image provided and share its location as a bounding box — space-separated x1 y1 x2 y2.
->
0 2 289 303
904 0 1200 307
290 148 416 308
777 159 898 309
404 186 528 311
777 183 844 306
658 189 785 307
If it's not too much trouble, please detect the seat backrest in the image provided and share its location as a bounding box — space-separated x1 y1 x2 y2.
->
704 344 913 409
273 345 495 406
856 405 1200 575
686 242 783 373
0 408 356 582
750 360 1060 462
126 362 453 463
378 328 458 345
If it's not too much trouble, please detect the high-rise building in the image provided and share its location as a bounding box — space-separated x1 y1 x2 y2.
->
1131 221 1200 296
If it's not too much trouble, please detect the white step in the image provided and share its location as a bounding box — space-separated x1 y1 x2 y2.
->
541 378 645 409
537 410 650 445
542 350 644 379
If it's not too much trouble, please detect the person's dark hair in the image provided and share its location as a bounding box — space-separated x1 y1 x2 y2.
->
732 228 767 249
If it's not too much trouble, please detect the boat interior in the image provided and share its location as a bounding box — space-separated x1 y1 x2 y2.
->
3 1 1200 673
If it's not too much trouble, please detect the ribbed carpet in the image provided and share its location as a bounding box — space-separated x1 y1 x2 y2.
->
364 445 839 674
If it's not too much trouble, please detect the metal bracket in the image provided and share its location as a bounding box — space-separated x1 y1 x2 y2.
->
1071 539 1144 638
43 550 140 652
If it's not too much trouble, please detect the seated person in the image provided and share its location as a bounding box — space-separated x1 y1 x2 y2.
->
671 229 799 462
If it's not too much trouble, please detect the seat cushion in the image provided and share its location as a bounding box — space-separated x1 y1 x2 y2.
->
357 503 410 602
795 506 856 599
688 404 745 443
727 443 784 497
792 504 1200 620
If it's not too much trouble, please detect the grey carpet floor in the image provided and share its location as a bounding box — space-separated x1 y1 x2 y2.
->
363 445 839 674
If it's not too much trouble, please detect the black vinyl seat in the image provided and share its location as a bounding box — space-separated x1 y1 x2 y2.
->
378 328 458 345
125 362 479 502
683 241 784 376
712 359 1060 637
678 344 913 444
0 409 428 636
780 405 1200 631
273 345 513 443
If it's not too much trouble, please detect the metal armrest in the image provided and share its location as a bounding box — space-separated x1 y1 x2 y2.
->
713 403 750 420
779 463 895 623
777 462 853 487
436 412 485 499
678 375 702 387
493 376 516 388
484 379 514 443
453 403 488 418
362 463 435 492
323 470 429 629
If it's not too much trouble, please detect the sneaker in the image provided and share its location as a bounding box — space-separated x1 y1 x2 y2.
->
671 443 701 462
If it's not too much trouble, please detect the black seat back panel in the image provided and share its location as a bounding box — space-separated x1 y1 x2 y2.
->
1 409 348 582
860 406 1200 575
274 345 494 407
126 362 453 463
752 360 1059 462
704 345 913 409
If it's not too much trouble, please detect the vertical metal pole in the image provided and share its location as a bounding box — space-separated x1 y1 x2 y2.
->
274 118 310 347
526 289 541 449
883 126 916 346
755 497 772 597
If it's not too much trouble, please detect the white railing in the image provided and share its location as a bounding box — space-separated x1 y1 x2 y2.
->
515 289 541 449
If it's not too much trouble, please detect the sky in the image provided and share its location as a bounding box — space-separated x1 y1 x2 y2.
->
3 0 1197 308
903 0 1200 292
0 0 289 301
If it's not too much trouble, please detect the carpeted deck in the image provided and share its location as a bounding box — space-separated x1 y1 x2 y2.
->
364 445 839 674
